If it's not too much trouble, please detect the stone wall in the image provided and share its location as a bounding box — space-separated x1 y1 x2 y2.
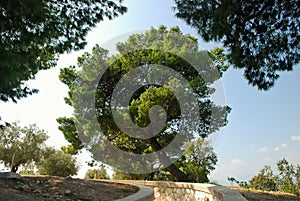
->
100 180 247 201
151 183 217 201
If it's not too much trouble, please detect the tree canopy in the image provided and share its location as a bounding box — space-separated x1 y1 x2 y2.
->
0 0 126 103
174 0 300 90
58 26 230 181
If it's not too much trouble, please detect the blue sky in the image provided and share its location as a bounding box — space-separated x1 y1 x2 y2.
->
1 0 299 184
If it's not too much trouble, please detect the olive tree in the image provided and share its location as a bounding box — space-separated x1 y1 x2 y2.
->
0 122 48 172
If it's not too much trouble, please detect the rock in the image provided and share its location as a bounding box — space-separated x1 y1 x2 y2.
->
64 176 73 180
65 189 72 196
20 184 31 192
33 189 42 194
43 193 50 198
0 172 21 179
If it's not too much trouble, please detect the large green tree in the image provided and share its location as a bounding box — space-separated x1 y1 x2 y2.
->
0 122 48 172
174 0 300 90
0 0 126 103
58 26 230 181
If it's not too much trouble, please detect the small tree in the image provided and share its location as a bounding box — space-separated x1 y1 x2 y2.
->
277 158 298 195
85 166 110 180
227 177 239 186
37 148 78 177
0 122 48 172
180 138 218 183
296 165 300 196
248 165 277 191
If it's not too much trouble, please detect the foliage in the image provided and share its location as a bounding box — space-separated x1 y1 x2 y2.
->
113 170 148 180
179 138 218 183
276 158 299 195
174 1 300 90
113 138 217 183
237 158 300 196
0 122 48 172
58 26 230 181
37 147 78 177
0 0 127 103
227 177 239 186
57 117 83 155
248 165 277 191
85 166 110 180
151 138 217 182
19 162 36 175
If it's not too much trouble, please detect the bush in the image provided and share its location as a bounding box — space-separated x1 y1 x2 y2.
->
38 148 78 177
85 166 110 180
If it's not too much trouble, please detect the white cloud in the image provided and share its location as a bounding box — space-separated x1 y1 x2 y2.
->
258 147 269 153
231 159 245 166
291 135 300 141
273 143 287 152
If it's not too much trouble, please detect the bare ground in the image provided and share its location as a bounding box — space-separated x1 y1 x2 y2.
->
0 175 138 201
229 187 300 201
2 175 300 201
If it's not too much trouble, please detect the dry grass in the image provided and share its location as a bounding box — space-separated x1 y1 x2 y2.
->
228 186 300 201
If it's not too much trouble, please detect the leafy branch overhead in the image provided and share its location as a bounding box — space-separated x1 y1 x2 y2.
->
0 0 127 103
174 0 299 90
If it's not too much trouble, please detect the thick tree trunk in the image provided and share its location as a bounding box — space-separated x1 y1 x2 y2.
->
10 153 18 173
148 137 190 182
10 165 18 173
